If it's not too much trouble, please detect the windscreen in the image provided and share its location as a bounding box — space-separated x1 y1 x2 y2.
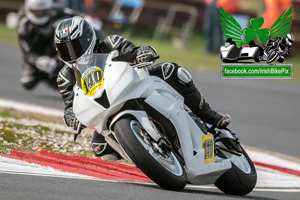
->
75 53 109 97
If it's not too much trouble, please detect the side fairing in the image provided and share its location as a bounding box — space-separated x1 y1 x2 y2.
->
104 61 140 105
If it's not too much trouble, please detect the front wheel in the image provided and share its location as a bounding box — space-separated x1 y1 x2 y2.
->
113 116 187 191
214 145 257 196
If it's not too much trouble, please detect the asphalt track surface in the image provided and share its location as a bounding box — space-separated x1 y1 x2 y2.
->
1 42 300 199
1 172 299 200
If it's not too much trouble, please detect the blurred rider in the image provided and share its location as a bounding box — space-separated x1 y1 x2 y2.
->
54 16 231 161
17 0 76 90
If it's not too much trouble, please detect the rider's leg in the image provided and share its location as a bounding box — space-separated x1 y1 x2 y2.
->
92 131 121 162
148 62 231 128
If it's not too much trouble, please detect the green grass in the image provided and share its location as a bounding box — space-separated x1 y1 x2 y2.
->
0 109 21 119
0 23 299 80
0 117 95 156
0 23 18 44
129 34 223 70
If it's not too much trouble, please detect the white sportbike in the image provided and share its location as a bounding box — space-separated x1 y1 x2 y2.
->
72 51 257 195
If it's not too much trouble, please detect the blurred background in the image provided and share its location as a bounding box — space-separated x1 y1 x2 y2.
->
1 0 300 75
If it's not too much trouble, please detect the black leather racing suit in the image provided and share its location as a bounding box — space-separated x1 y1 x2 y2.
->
17 7 75 90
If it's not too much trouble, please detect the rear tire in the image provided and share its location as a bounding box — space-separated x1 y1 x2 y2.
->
214 146 257 196
113 116 187 191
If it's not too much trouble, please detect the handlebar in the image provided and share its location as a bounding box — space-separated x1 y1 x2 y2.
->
131 61 154 68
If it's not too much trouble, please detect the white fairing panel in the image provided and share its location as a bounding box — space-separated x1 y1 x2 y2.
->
145 94 231 184
73 51 182 131
104 60 140 105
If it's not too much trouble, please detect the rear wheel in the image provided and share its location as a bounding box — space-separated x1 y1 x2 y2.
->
113 116 187 191
214 145 257 195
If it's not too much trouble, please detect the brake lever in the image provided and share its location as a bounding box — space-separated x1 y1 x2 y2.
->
151 55 160 60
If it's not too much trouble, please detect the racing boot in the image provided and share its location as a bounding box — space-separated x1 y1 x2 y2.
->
92 131 122 162
183 86 231 129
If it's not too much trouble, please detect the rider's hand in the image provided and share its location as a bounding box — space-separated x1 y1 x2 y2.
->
136 46 158 64
63 107 87 132
71 118 86 132
35 56 57 77
216 114 231 129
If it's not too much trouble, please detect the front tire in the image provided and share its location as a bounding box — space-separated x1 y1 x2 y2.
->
113 116 187 191
214 146 257 196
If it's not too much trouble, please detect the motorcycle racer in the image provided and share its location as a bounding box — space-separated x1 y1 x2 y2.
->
55 16 231 161
17 0 77 90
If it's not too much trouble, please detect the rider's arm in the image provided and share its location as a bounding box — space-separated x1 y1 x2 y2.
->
96 35 139 62
57 65 86 131
17 16 40 66
96 35 158 64
57 65 76 126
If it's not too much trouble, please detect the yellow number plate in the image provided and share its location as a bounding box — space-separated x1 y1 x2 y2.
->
201 134 215 164
81 66 104 97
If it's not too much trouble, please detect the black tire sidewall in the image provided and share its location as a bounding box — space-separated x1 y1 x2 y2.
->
214 146 257 196
113 116 187 191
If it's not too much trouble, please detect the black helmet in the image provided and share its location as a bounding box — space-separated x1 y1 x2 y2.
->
54 16 96 64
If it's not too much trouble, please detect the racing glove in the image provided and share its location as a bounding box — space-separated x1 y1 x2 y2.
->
216 114 231 129
35 56 58 78
63 106 86 132
136 46 158 64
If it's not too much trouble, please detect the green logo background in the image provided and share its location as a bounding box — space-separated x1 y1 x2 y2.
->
220 6 293 46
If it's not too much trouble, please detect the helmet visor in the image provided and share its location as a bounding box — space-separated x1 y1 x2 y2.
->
30 9 48 17
55 34 92 62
